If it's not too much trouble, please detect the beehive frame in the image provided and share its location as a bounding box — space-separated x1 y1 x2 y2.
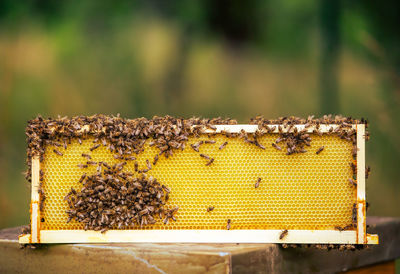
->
19 124 378 244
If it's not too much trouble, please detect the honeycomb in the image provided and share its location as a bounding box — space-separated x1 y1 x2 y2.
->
41 133 355 230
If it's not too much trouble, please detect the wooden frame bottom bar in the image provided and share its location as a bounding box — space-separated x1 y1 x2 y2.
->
19 230 379 244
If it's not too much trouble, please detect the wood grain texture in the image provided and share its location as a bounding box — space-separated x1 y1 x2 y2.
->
3 217 399 274
342 260 395 274
23 229 360 244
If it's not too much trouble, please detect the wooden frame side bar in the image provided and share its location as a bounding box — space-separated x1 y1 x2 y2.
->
30 156 40 243
356 124 366 244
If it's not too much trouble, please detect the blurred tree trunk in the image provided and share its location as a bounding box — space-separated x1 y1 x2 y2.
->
319 0 341 114
164 27 191 116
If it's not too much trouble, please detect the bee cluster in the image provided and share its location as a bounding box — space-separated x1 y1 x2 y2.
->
64 163 178 232
250 115 367 156
25 114 369 233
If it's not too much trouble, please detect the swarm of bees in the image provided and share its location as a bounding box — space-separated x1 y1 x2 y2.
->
250 115 365 156
24 114 370 233
64 165 177 232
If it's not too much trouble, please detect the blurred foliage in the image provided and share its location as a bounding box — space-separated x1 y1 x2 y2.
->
0 0 400 230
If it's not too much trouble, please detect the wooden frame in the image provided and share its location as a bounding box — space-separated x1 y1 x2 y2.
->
19 124 379 244
19 230 378 244
29 156 40 244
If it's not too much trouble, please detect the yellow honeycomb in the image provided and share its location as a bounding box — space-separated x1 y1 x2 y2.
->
41 133 355 230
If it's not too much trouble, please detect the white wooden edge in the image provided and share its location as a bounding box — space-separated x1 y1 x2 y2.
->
30 156 40 243
18 229 369 244
203 124 356 134
72 124 355 135
356 124 366 244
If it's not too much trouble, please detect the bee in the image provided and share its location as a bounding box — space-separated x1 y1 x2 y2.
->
335 226 344 232
191 141 203 152
365 166 371 179
335 224 353 231
190 144 199 152
87 161 97 165
52 141 62 147
204 140 216 144
153 154 159 165
348 178 357 187
255 139 265 149
125 156 136 161
255 177 261 188
163 216 169 224
90 144 100 151
206 124 217 130
200 153 210 160
162 185 171 193
219 142 228 150
316 146 324 154
352 203 358 224
206 158 214 166
313 129 323 136
207 206 214 212
77 164 88 169
134 162 139 172
227 219 231 230
279 229 288 240
39 169 44 181
272 143 282 151
350 162 357 174
53 149 63 156
352 146 358 157
146 159 152 170
239 129 247 140
82 153 92 160
102 162 111 169
221 130 232 138
79 173 87 183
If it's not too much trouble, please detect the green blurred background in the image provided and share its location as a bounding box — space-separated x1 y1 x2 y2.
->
0 0 400 230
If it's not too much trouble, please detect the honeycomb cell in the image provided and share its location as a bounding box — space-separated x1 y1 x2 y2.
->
40 134 356 230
